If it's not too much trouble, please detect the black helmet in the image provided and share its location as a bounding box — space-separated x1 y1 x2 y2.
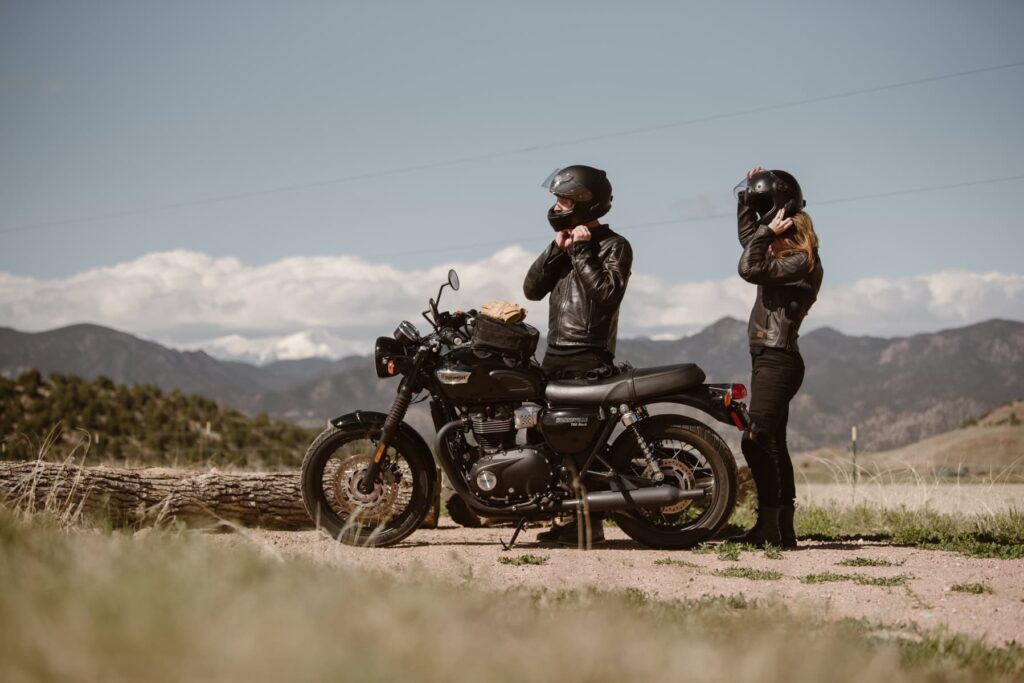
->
543 165 613 231
733 169 805 224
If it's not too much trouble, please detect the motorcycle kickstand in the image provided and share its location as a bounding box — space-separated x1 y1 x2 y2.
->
500 517 529 551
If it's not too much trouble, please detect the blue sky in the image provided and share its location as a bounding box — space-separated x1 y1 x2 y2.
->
1 1 1022 360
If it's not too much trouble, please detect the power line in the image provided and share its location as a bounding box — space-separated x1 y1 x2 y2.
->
4 58 1023 236
363 172 1024 260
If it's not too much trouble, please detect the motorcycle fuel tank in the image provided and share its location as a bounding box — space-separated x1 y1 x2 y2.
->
434 351 545 403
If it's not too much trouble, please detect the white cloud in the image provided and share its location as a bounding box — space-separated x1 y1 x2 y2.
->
175 330 367 364
1 249 1021 362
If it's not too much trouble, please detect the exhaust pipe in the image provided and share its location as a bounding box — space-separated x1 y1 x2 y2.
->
557 485 705 513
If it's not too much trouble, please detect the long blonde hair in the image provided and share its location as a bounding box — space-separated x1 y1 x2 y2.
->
775 212 819 267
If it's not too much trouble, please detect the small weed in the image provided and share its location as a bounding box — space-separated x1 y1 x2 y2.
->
800 572 852 584
498 554 548 566
950 582 993 595
713 567 783 581
716 542 745 561
856 574 913 587
800 572 912 587
763 547 783 560
837 557 898 567
654 558 699 568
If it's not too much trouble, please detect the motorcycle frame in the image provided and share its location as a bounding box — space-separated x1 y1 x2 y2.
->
346 348 749 520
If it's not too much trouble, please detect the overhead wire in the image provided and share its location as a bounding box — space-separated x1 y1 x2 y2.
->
3 58 1023 236
360 172 1024 260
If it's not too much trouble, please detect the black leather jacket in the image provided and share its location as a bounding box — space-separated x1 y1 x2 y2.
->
523 225 632 354
738 205 823 352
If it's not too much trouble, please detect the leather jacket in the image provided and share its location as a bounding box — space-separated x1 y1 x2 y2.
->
737 205 823 352
523 225 632 354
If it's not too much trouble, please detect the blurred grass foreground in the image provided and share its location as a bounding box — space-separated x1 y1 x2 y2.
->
2 507 1023 683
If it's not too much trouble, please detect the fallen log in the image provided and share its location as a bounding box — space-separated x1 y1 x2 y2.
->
0 460 440 531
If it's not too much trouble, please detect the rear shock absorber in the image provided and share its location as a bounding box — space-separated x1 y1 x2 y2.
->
619 404 664 482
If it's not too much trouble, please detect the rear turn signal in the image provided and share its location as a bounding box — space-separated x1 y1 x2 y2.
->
730 383 747 400
386 359 397 376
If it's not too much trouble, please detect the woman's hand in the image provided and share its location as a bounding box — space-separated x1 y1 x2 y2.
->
768 207 794 235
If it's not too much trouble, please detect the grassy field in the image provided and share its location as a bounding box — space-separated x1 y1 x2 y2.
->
2 507 1023 683
712 501 1024 559
793 401 1024 484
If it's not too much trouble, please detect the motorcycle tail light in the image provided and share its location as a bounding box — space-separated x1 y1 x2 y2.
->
386 359 396 376
730 383 747 400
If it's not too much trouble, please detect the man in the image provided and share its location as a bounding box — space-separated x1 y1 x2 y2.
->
523 164 633 545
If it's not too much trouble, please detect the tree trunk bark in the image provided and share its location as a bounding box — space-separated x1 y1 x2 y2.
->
0 460 441 531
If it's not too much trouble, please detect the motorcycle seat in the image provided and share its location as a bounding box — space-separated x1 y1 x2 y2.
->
545 364 706 406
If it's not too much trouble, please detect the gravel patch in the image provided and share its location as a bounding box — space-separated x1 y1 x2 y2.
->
214 521 1024 647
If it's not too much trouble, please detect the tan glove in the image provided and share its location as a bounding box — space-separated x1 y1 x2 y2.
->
479 300 528 324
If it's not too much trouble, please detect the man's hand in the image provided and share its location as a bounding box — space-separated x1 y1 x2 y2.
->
570 225 591 243
768 207 794 235
746 166 764 180
554 229 573 250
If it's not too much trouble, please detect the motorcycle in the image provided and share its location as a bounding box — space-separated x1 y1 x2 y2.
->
300 269 751 549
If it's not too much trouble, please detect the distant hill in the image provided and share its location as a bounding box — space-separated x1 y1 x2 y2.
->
2 318 1022 453
0 370 317 470
794 401 1024 482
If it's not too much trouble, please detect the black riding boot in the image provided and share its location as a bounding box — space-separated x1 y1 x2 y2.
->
728 506 782 548
779 505 797 549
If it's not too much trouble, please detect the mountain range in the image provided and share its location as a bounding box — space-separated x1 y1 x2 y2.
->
2 318 1022 453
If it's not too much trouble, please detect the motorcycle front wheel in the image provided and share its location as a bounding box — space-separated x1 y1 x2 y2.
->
300 423 435 547
607 414 737 550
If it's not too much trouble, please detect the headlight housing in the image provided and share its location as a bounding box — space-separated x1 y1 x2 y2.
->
375 336 406 378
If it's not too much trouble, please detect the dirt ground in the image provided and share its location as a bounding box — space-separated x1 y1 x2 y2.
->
215 522 1024 647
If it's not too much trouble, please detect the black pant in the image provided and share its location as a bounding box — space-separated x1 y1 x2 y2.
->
540 346 613 525
540 346 616 381
743 347 805 508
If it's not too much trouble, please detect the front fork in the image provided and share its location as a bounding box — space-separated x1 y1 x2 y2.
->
357 353 426 495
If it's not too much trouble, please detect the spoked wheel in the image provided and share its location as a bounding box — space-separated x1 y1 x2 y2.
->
607 415 737 549
300 423 435 547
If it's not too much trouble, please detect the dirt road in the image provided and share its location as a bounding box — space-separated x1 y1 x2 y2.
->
217 522 1024 647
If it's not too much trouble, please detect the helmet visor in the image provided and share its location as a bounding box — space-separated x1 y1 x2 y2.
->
542 167 594 202
732 177 750 203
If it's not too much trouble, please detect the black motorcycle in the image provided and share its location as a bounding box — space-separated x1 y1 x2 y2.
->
300 269 750 549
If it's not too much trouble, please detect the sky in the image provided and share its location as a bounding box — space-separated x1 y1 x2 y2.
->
1 1 1023 362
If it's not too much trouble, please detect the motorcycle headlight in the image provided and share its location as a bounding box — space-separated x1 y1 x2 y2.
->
375 336 405 378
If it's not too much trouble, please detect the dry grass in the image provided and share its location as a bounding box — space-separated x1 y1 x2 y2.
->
2 508 1023 683
794 402 1024 485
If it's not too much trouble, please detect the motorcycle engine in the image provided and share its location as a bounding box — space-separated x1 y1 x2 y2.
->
465 403 553 500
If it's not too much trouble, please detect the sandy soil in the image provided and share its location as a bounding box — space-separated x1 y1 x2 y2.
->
215 522 1024 647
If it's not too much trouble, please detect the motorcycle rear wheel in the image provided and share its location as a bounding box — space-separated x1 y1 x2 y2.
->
607 415 737 550
300 423 434 547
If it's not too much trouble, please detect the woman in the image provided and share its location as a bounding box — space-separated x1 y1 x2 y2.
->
730 167 823 548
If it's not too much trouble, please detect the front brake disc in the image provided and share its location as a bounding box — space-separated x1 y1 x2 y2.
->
331 452 400 526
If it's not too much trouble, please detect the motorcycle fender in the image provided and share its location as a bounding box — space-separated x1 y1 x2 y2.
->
643 388 737 428
328 411 439 486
